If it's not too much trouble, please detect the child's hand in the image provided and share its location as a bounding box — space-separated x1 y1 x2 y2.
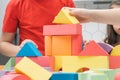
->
19 39 38 48
83 40 92 48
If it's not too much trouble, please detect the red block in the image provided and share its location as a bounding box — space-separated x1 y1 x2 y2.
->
79 40 109 56
16 56 54 71
0 73 30 80
115 72 120 80
72 35 82 55
109 56 120 69
43 24 82 35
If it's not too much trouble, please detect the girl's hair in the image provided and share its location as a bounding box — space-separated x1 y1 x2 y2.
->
104 0 120 46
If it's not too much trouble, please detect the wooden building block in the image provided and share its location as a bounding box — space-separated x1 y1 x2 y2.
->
17 42 42 56
52 36 71 56
50 72 78 80
110 45 120 56
0 73 30 80
15 57 52 80
43 24 82 35
45 36 52 56
53 7 79 24
109 56 120 69
62 56 109 72
80 41 109 56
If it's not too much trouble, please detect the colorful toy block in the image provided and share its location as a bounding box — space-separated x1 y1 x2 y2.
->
109 56 120 69
50 72 78 80
78 71 94 80
90 68 115 80
54 56 62 71
80 41 109 56
15 57 52 80
0 73 30 80
3 57 15 70
110 45 120 56
16 42 42 56
62 56 109 72
0 65 4 70
43 24 81 35
16 56 54 71
97 42 113 54
87 73 108 80
43 24 82 56
115 72 120 80
53 7 79 24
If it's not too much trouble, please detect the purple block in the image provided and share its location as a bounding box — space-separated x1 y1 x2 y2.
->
97 42 113 54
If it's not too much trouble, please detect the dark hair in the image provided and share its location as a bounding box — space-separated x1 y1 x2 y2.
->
104 0 120 46
104 25 118 46
110 0 120 7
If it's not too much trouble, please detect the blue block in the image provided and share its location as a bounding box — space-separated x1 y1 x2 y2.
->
50 72 78 80
16 42 42 56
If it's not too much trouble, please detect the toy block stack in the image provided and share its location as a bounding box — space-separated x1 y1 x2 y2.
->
1 7 120 80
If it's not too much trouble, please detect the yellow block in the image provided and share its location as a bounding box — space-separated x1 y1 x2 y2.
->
110 45 120 56
52 36 71 56
45 36 52 56
62 56 109 72
53 7 79 24
54 56 62 71
15 57 52 80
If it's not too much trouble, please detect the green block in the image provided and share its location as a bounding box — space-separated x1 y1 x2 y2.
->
78 71 94 80
90 68 115 80
3 57 16 70
87 73 108 80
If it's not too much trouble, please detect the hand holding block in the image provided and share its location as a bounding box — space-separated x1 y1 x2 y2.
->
15 57 52 80
53 7 79 24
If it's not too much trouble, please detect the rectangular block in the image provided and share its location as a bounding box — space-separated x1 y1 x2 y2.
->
109 56 120 69
45 36 52 56
72 35 82 55
43 24 82 35
15 57 52 80
52 36 71 56
62 56 109 72
16 56 54 71
50 72 78 80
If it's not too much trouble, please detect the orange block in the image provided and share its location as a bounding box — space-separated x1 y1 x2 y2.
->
43 24 82 35
109 56 120 69
0 65 4 70
52 36 71 56
45 36 52 56
80 40 109 56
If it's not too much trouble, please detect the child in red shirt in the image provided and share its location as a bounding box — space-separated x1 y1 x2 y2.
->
0 0 75 56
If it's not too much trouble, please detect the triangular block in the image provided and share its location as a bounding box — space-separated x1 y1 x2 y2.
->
53 7 79 24
79 41 109 56
97 42 113 54
16 42 42 56
3 57 15 70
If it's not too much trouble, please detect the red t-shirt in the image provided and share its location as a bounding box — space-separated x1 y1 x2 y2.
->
2 0 75 55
